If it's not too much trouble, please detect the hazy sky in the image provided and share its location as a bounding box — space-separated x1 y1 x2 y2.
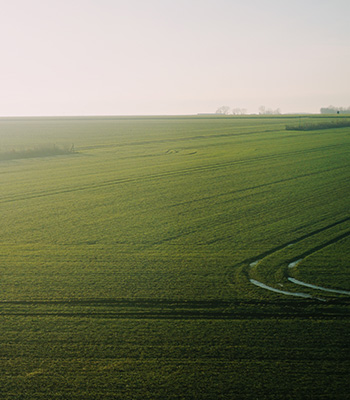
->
1 0 349 116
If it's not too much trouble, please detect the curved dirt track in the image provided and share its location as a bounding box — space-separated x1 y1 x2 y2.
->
246 218 350 300
249 279 313 299
288 277 350 295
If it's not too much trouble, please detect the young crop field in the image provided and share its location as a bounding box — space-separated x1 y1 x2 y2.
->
1 115 349 399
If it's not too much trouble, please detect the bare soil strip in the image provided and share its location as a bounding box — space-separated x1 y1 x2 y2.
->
249 260 260 267
249 279 313 299
288 277 350 295
288 259 303 268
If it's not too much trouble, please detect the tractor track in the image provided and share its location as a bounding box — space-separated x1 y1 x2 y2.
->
245 218 350 300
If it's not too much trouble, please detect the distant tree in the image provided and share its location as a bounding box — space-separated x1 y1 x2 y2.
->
320 105 350 114
259 105 281 115
232 108 247 115
216 106 231 115
320 105 337 114
232 108 240 115
258 106 266 115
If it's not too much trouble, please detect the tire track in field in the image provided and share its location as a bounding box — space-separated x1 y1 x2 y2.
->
1 144 348 205
166 165 348 213
287 278 350 295
285 230 350 267
0 164 346 207
79 122 350 150
246 218 350 300
79 128 279 150
243 217 350 267
0 298 348 319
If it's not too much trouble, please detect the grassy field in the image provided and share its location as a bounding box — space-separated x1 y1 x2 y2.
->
1 115 349 399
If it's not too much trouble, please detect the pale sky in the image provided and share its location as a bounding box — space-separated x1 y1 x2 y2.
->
1 0 349 116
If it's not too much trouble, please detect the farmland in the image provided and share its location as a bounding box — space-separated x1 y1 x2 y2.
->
1 115 349 399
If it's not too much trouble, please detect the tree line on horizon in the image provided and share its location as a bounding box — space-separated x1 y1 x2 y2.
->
320 105 350 114
215 106 281 115
215 104 350 116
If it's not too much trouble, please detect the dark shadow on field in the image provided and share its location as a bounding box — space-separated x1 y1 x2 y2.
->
0 145 77 161
1 298 349 319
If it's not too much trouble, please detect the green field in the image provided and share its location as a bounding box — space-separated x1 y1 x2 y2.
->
1 115 349 399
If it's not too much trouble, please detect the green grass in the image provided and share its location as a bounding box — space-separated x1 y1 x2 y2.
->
1 317 349 399
286 117 350 131
292 236 350 291
1 115 349 399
